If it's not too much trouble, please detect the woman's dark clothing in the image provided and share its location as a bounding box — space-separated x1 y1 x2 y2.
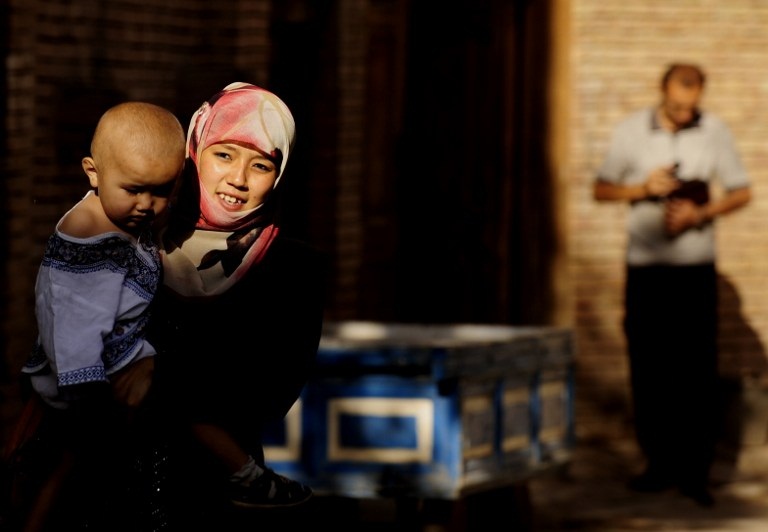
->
150 235 326 436
145 235 326 523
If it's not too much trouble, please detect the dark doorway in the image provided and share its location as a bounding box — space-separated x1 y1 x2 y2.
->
395 0 555 324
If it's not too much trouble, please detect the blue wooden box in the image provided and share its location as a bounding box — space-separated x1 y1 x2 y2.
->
263 321 575 499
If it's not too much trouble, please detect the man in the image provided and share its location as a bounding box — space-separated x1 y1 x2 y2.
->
593 63 751 507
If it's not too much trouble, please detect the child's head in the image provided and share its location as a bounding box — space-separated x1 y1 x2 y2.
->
185 83 295 229
82 102 186 236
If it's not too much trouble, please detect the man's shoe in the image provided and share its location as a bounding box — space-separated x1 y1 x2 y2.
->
680 484 715 507
229 468 313 509
627 471 673 493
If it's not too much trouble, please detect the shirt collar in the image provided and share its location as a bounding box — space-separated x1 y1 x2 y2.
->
650 107 702 131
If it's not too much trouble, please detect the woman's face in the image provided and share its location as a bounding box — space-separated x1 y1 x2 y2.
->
198 142 278 211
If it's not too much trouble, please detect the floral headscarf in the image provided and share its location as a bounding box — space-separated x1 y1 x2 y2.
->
161 82 296 297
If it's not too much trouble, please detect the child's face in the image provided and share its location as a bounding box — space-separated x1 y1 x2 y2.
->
83 152 181 237
198 142 278 212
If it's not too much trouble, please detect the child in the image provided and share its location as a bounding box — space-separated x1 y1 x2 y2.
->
11 101 186 530
24 100 185 411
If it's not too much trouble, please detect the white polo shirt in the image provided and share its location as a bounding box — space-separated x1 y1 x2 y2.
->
596 108 750 266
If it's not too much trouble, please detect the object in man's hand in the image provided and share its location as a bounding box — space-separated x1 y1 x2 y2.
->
668 179 709 205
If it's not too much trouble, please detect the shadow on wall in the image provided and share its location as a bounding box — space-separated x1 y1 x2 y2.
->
572 257 636 442
718 274 767 378
717 274 768 472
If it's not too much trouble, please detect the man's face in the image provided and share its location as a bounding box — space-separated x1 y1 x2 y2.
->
661 77 703 130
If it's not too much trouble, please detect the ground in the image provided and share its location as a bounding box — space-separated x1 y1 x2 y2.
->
527 439 768 532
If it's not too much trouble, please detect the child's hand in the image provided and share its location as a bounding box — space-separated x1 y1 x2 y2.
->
111 357 155 408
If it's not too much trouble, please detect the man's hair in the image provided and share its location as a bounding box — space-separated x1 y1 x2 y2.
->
661 63 706 90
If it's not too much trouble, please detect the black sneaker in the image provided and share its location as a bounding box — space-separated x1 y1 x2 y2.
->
229 468 313 509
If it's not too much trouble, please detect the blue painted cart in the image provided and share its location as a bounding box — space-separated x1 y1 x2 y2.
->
263 321 575 500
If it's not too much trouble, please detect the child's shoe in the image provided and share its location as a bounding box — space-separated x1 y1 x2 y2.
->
229 468 312 509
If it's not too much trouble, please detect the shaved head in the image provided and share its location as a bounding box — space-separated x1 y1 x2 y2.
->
90 102 185 170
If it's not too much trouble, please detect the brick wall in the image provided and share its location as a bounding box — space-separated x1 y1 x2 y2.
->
334 0 367 318
569 0 768 441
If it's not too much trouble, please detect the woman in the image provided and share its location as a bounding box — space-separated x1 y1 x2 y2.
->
148 82 326 520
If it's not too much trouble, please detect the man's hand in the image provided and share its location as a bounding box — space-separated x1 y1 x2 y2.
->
665 198 705 237
110 356 155 408
644 164 680 198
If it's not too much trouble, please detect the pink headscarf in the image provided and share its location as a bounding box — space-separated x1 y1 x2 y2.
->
187 82 295 231
161 82 296 297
